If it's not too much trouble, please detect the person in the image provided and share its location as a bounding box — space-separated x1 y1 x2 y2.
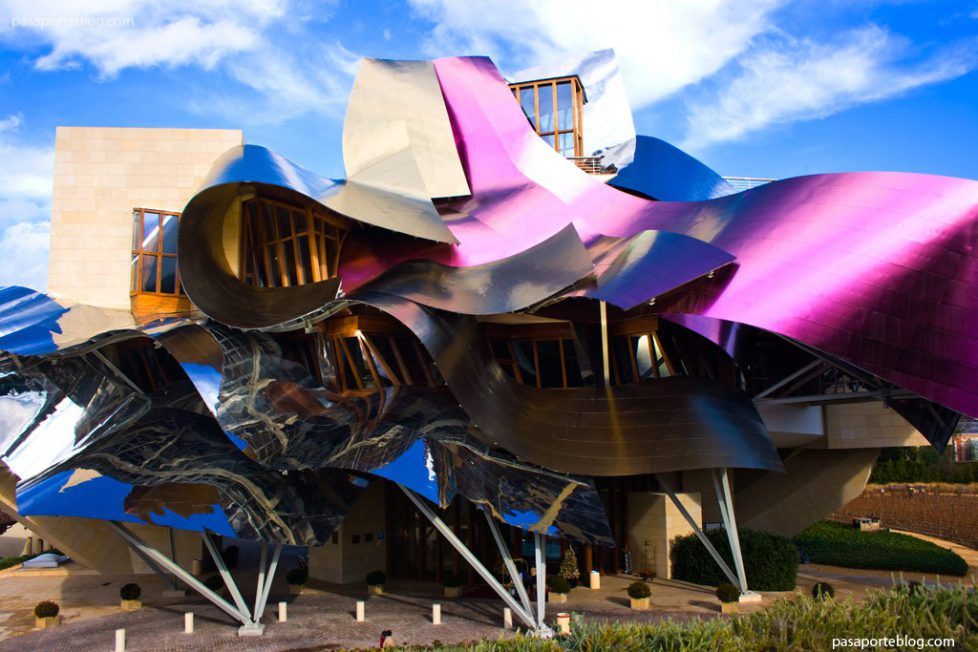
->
379 629 394 648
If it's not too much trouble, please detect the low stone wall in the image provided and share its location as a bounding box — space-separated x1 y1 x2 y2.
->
830 483 978 549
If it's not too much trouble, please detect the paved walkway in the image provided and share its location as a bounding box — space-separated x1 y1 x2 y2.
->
0 530 974 651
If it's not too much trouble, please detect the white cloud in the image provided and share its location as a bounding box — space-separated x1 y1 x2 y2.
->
0 0 352 124
0 114 53 291
0 219 50 292
407 0 785 107
682 26 978 149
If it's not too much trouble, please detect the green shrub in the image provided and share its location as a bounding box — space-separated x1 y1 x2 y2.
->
203 574 224 592
794 521 968 576
670 528 798 591
119 583 141 600
286 568 308 585
811 581 835 599
443 573 463 588
627 581 651 600
366 569 386 586
559 549 580 584
716 583 739 603
374 583 978 650
547 575 571 595
34 601 59 618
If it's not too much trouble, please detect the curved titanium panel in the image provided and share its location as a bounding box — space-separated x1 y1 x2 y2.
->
345 58 470 198
360 224 593 315
431 56 978 420
158 323 613 544
178 181 343 330
608 135 735 201
569 230 735 310
353 292 783 477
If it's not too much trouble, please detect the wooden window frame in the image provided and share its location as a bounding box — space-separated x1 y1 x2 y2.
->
131 208 184 297
240 197 348 289
509 75 584 157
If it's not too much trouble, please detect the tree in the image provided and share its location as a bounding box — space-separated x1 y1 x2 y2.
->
559 548 580 585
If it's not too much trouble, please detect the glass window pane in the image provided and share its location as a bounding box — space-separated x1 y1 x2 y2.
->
130 254 138 292
512 340 537 386
297 238 311 283
537 83 555 133
394 336 429 386
556 82 573 130
520 88 537 129
489 339 510 360
611 335 635 384
635 335 654 379
159 257 177 294
282 241 298 286
267 244 281 287
324 237 336 278
293 210 307 234
132 211 140 252
536 339 563 388
141 212 160 253
141 255 158 293
365 335 396 387
562 340 584 387
161 213 179 254
558 132 575 157
276 206 292 240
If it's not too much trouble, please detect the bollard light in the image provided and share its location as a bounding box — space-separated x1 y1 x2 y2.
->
184 612 194 634
356 600 365 622
114 628 126 652
278 601 287 622
503 607 512 629
432 603 441 625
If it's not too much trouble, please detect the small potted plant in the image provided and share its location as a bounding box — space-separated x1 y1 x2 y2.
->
547 575 571 603
716 583 739 614
627 580 651 610
811 581 835 600
443 573 463 598
366 569 386 595
34 600 60 628
120 583 142 611
287 568 308 595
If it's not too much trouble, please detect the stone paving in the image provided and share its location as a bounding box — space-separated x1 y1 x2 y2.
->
0 530 973 651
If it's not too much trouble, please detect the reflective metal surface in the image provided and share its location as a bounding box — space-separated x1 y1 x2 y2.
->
608 135 735 201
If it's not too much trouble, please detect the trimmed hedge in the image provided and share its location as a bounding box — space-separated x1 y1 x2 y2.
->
627 581 651 599
286 568 308 585
794 521 968 576
670 528 798 591
547 575 570 595
366 569 386 586
716 583 739 603
34 601 59 618
119 583 141 600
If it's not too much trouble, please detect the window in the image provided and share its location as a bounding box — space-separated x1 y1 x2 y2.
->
240 197 347 288
131 208 183 296
509 76 584 158
320 314 439 393
484 322 584 389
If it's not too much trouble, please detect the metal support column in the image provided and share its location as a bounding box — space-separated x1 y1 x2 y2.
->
600 301 610 387
655 475 741 589
533 532 547 631
253 543 282 622
400 485 537 630
201 533 264 635
712 469 752 597
109 522 251 626
482 509 532 617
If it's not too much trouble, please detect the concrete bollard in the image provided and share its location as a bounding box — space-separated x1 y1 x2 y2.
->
589 570 601 590
278 601 287 622
114 628 126 652
503 607 513 629
356 600 365 622
184 612 194 634
191 559 202 576
432 603 441 625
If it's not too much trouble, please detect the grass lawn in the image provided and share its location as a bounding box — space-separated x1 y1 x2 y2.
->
794 521 968 576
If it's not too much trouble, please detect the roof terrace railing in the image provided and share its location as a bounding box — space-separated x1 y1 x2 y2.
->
723 176 776 191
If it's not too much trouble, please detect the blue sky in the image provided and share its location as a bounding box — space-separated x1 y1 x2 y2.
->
0 0 976 291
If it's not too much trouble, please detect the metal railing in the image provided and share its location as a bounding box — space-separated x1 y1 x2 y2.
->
568 156 615 175
723 176 775 191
